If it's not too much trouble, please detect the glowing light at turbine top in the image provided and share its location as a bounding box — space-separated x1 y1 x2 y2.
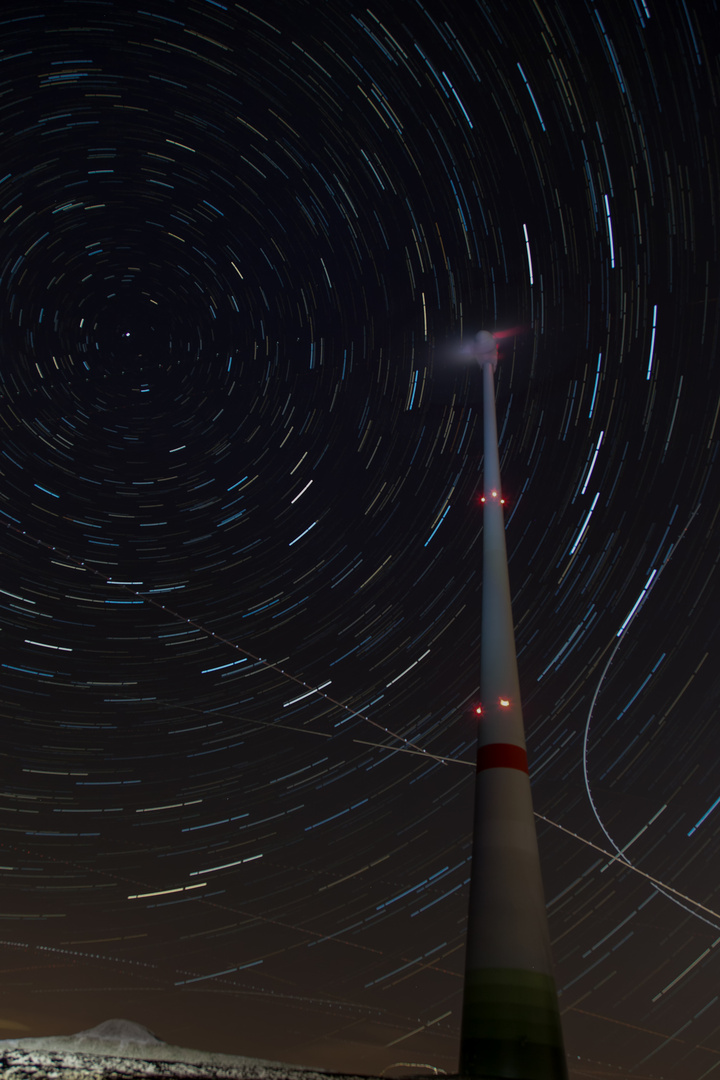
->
499 698 510 707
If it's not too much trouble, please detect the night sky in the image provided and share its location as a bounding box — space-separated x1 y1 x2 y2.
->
0 0 719 1077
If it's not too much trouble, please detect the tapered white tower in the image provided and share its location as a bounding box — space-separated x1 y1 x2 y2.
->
460 332 567 1079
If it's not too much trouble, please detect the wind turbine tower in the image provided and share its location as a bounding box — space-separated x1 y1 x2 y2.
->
460 331 567 1079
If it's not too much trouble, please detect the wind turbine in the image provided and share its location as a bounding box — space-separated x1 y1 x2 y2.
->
460 330 567 1079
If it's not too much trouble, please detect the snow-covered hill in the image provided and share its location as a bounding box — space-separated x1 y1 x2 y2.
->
0 1019 379 1079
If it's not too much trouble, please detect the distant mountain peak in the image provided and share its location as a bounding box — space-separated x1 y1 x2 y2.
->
73 1019 164 1044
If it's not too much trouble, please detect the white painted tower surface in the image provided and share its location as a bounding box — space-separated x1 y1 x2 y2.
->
460 332 567 1079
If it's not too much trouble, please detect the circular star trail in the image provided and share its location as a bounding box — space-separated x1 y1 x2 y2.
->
1 1 720 1077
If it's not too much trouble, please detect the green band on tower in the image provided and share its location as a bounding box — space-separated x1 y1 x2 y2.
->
461 968 567 1080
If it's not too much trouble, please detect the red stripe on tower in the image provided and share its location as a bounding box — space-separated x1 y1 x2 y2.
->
476 742 528 774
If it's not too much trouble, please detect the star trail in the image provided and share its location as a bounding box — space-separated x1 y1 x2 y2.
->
0 1 719 1077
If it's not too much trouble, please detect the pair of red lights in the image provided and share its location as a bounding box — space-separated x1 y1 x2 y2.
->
475 698 511 715
480 490 505 505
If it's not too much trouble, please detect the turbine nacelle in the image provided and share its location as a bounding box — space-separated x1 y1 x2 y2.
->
472 330 498 369
459 326 526 370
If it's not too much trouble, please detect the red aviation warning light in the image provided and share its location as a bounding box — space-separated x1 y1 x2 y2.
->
499 697 510 708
